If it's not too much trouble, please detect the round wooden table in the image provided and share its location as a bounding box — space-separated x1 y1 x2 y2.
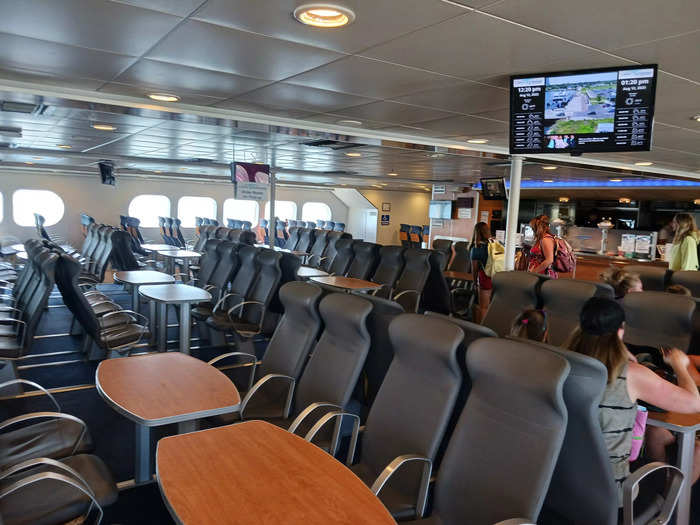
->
113 270 175 314
310 276 382 293
97 353 240 484
139 284 211 354
157 420 395 525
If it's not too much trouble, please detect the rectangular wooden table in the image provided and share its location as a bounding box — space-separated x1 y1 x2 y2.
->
156 420 396 525
647 411 700 525
96 353 240 484
310 276 382 293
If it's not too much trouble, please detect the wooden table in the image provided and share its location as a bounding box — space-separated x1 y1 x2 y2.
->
443 270 473 281
97 353 240 484
139 284 211 354
156 420 396 525
310 276 382 293
297 266 329 279
158 249 201 276
647 411 700 525
113 270 175 315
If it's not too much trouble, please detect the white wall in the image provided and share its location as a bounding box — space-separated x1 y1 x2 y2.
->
0 171 348 247
359 189 431 245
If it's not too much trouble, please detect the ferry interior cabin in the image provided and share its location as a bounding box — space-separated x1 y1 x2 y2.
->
0 1 700 524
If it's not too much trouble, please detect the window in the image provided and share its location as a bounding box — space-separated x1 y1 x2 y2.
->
12 189 64 226
302 202 332 223
177 196 217 228
223 198 259 227
264 200 297 222
128 194 170 227
0 192 3 223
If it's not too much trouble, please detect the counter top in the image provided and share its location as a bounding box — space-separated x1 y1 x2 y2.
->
574 251 667 265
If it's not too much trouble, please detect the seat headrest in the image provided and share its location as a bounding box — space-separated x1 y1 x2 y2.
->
390 314 463 373
319 293 372 343
622 291 696 351
280 281 323 315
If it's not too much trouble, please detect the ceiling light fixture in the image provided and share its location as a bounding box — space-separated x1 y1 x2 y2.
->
293 4 356 28
609 178 623 182
634 161 653 166
32 156 42 160
148 93 180 103
694 199 700 205
345 152 361 157
387 172 398 176
542 166 558 170
543 179 554 183
466 139 489 144
558 196 570 203
693 114 700 122
619 197 631 204
336 119 362 126
24 161 34 165
57 144 72 149
91 123 117 131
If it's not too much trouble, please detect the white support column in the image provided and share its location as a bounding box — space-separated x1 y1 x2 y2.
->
504 155 523 271
269 172 276 249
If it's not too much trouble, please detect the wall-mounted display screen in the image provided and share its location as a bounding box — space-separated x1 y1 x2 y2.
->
510 64 657 154
480 177 508 200
429 200 452 219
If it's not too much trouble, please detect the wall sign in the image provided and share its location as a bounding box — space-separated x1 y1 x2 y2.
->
231 162 269 201
433 184 446 194
380 214 390 226
480 211 489 223
381 202 391 212
457 207 472 219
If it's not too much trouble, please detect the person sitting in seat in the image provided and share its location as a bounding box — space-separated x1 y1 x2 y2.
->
566 297 700 502
666 284 692 296
510 308 548 343
600 267 642 301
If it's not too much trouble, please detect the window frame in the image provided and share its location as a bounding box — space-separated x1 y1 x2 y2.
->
264 200 298 222
12 189 65 227
127 194 171 228
177 196 218 228
222 198 260 227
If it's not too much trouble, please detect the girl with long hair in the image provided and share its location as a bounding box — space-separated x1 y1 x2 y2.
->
469 221 492 322
669 213 699 271
510 309 548 342
599 267 642 301
528 214 557 278
566 298 700 504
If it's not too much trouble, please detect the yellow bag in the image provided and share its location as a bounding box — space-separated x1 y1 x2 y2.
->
484 240 505 278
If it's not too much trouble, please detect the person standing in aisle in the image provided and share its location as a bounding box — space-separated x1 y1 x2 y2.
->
669 213 699 271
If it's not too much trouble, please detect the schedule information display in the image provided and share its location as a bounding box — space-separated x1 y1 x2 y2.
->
510 65 657 154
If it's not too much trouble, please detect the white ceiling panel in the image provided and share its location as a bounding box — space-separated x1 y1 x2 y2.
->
616 31 700 83
234 83 377 114
330 100 457 125
482 0 700 52
286 55 463 99
651 73 700 130
414 115 507 137
362 12 628 81
651 124 700 153
210 98 315 120
145 20 343 81
391 81 508 115
108 0 204 17
0 0 182 57
193 0 466 54
0 67 106 91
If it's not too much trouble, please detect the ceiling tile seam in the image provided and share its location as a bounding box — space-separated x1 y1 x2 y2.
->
653 121 700 134
0 30 141 60
104 80 232 102
79 118 181 153
611 28 700 51
651 145 700 159
95 0 212 91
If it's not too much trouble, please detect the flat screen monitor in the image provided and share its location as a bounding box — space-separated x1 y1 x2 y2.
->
429 200 452 219
510 64 658 154
480 177 508 200
98 161 115 186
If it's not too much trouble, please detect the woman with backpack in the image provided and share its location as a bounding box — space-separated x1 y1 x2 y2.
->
669 213 700 271
528 214 558 278
470 221 492 322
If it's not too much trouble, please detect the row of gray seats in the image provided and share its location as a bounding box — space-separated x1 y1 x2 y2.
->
192 225 256 252
483 271 698 354
209 281 675 523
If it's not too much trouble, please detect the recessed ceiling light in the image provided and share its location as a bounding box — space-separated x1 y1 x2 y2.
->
179 167 188 170
467 139 489 144
542 179 554 183
345 152 361 157
692 114 700 122
542 166 558 170
91 123 117 131
558 196 570 203
609 178 623 182
57 144 72 149
619 197 631 204
336 119 362 126
387 172 398 176
634 161 653 166
694 198 700 205
24 161 33 165
148 93 180 102
154 170 162 174
293 4 356 28
32 156 42 160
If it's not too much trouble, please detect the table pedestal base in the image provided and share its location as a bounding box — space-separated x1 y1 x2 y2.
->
135 425 153 484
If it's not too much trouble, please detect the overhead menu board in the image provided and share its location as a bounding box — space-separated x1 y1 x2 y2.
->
510 64 658 154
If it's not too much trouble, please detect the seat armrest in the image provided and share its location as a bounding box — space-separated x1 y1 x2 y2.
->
0 456 93 495
392 289 421 312
304 411 360 463
288 402 343 435
207 352 258 392
101 309 148 327
622 462 683 525
212 292 238 314
370 454 432 519
240 374 295 419
0 379 60 411
0 412 88 454
226 301 266 331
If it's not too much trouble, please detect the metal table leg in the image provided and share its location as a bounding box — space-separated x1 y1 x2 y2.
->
158 302 167 352
148 300 156 346
178 420 199 434
179 302 191 355
183 259 190 281
134 424 153 483
674 429 695 525
132 285 140 314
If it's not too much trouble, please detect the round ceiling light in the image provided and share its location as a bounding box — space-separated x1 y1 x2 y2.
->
542 166 558 170
148 93 181 102
57 144 72 149
336 119 362 126
294 4 356 28
467 138 489 144
91 123 117 131
609 178 623 182
387 172 398 177
634 161 653 166
693 114 700 122
345 152 361 157
558 196 570 203
542 179 554 183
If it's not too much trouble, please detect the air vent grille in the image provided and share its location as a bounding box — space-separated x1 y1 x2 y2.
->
302 139 363 151
0 101 40 114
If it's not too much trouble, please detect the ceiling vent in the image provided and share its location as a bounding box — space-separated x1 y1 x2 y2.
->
302 139 364 151
0 101 45 114
0 127 22 138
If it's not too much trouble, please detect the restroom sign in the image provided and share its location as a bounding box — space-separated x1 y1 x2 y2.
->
381 214 390 226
